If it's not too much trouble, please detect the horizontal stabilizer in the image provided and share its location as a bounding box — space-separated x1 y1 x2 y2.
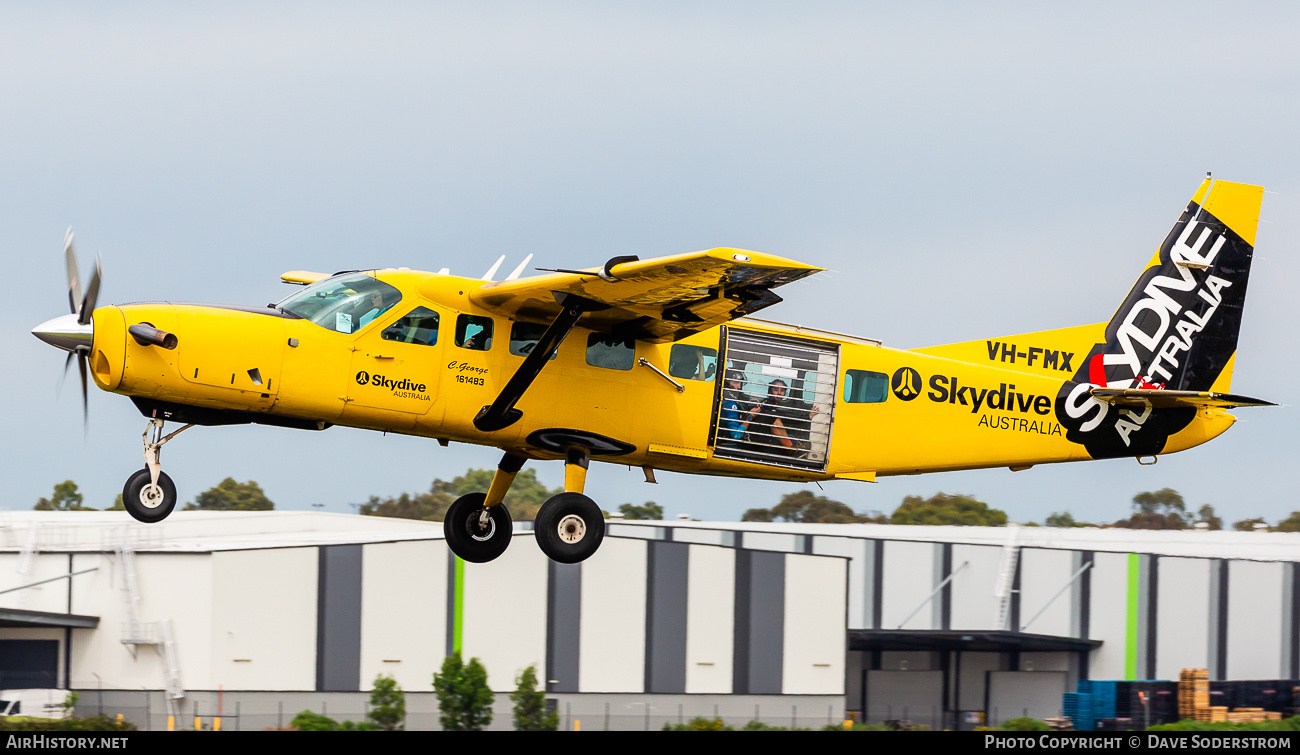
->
1089 387 1275 410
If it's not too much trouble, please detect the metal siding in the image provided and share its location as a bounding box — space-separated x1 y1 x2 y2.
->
812 537 869 630
782 553 846 695
987 671 1068 726
881 541 938 630
318 544 363 692
1087 552 1129 680
1227 560 1284 680
747 551 785 694
212 548 317 691
646 541 688 694
949 544 1003 630
547 561 581 693
1154 557 1210 680
865 670 943 728
1018 549 1075 636
685 545 734 694
461 537 548 693
360 540 446 691
578 538 645 692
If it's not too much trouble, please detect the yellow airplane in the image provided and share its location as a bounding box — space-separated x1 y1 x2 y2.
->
32 176 1273 564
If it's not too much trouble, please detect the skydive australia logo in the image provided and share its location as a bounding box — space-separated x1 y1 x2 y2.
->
890 365 1064 437
891 367 922 401
355 371 430 400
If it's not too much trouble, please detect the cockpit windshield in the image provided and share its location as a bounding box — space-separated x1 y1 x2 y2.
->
276 273 402 334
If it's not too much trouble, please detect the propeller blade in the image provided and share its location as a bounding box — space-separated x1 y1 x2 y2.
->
78 253 101 326
57 350 74 396
505 254 534 281
65 228 81 316
78 353 89 426
480 255 506 282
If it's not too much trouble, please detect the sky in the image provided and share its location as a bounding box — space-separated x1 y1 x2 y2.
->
3 1 1298 525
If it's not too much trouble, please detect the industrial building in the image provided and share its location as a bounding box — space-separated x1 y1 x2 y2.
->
0 511 1295 730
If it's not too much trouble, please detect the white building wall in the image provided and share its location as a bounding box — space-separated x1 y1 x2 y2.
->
1088 552 1130 680
741 532 798 552
460 535 548 693
68 552 215 692
685 545 734 693
211 548 317 690
949 544 1002 630
579 538 646 692
360 540 446 691
1227 560 1285 680
813 537 868 629
1018 549 1075 636
1155 557 1210 679
782 554 845 694
0 552 72 614
881 541 937 630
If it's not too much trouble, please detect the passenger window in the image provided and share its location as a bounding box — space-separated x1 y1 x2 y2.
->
844 369 888 403
668 344 718 381
381 307 440 346
456 315 493 351
585 333 634 370
509 322 557 360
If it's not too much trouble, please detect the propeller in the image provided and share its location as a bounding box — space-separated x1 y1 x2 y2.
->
33 228 101 425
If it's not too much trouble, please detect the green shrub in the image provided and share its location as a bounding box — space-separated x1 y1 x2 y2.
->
663 717 734 731
999 717 1050 731
1149 717 1300 732
0 715 136 732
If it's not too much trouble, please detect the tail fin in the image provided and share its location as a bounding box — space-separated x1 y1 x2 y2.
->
1082 177 1263 393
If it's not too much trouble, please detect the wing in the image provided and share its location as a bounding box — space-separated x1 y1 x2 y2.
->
466 248 821 342
1090 387 1275 409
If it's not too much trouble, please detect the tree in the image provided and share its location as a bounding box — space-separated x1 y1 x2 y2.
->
1275 512 1300 533
34 480 95 511
618 502 664 520
184 478 274 511
362 468 561 522
1233 517 1269 532
106 494 125 512
1195 504 1223 531
740 491 869 524
434 653 493 731
741 507 774 522
1113 488 1188 530
510 664 557 731
289 710 378 731
889 493 1007 526
368 674 406 731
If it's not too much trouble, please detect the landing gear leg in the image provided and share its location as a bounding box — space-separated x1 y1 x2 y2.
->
535 445 605 564
122 419 193 524
444 452 524 563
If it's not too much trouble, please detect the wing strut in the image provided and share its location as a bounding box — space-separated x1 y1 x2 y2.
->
473 293 607 432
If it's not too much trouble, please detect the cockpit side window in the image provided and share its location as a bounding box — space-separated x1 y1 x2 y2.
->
456 315 494 351
381 307 440 346
276 273 402 334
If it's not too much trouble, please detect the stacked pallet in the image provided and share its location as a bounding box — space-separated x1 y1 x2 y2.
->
1063 692 1095 732
1180 668 1210 720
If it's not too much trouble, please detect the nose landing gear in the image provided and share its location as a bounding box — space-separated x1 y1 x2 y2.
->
121 419 192 524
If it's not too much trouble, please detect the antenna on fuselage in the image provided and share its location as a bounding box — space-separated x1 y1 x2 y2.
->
480 255 506 281
504 254 534 281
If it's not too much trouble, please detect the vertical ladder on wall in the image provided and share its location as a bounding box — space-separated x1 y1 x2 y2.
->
112 528 185 712
158 619 184 714
994 523 1021 631
17 522 40 609
114 532 145 657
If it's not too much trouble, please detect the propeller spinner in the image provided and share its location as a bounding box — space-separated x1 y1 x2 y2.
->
31 229 101 420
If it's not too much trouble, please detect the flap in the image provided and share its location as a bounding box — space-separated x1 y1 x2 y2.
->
1089 387 1275 409
465 248 821 343
281 270 330 285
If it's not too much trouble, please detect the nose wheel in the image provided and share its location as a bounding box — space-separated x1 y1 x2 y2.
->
444 493 513 563
122 469 177 524
121 418 192 524
535 492 604 564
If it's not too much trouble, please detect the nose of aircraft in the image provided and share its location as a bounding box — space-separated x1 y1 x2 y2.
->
32 313 93 354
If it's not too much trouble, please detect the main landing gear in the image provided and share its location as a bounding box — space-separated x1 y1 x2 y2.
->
443 446 606 565
122 419 193 524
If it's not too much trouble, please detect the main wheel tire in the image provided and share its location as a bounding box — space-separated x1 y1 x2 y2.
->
122 468 177 524
535 492 605 564
444 493 512 563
